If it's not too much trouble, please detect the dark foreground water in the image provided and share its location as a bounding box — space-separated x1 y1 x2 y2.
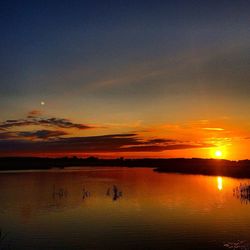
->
0 167 250 250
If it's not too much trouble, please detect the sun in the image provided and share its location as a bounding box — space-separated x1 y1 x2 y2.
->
210 147 228 159
215 150 222 158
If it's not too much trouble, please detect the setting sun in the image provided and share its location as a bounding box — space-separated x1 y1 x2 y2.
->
215 150 222 158
210 147 228 159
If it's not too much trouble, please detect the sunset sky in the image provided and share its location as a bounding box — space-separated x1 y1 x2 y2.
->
1 0 250 159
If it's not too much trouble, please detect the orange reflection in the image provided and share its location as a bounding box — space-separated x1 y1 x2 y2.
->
217 176 223 191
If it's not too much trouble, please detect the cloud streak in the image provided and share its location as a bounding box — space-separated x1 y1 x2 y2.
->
18 130 68 139
0 117 93 130
0 130 68 140
203 127 224 131
0 133 213 155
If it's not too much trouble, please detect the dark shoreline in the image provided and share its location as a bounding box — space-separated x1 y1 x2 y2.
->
1 157 250 178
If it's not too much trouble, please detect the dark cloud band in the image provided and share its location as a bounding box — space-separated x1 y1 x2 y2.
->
0 133 213 155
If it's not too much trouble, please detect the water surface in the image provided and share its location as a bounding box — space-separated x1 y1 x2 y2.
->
0 167 250 249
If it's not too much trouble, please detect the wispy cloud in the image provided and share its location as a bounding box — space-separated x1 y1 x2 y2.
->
0 130 68 140
203 127 225 131
0 117 93 130
18 130 68 139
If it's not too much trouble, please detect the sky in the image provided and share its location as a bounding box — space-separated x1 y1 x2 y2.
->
0 0 250 159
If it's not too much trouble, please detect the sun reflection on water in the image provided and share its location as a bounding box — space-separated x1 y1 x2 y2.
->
217 176 223 191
